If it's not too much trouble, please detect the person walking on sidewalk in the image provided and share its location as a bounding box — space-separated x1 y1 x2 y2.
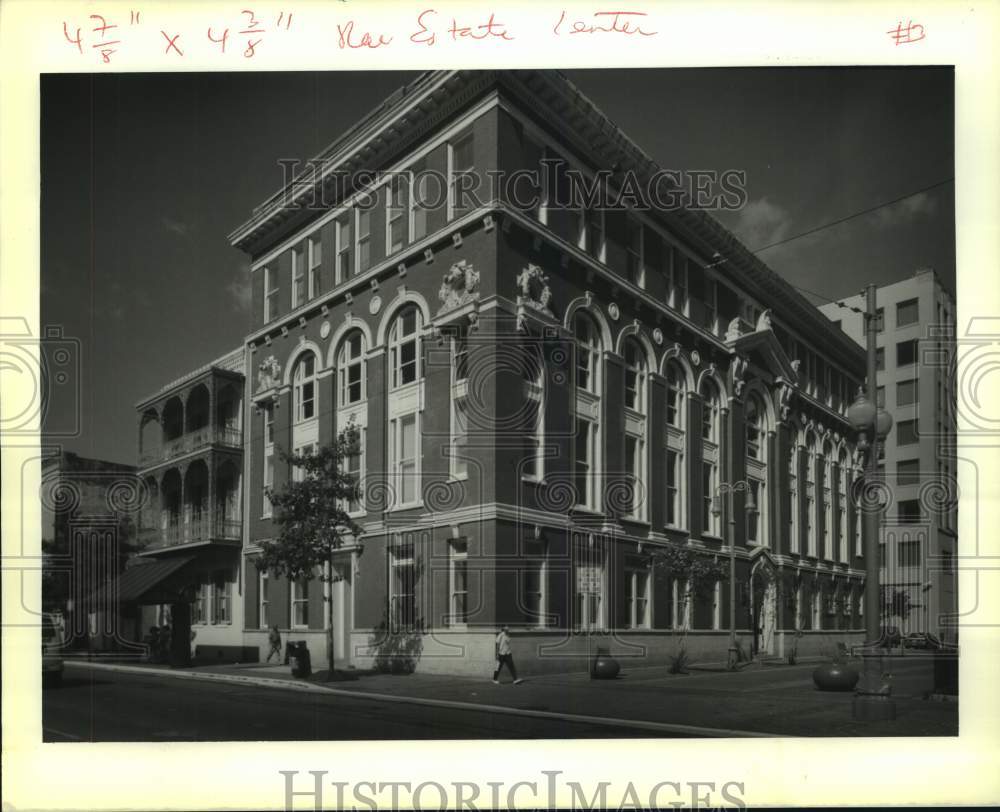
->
492 625 522 684
266 625 282 663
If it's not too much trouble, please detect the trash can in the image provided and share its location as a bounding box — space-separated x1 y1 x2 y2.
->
288 641 311 678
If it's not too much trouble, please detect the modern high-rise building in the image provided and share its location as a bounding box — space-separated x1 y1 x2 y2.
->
820 268 957 643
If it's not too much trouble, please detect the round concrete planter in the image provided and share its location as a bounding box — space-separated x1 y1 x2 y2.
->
812 662 859 692
591 648 621 680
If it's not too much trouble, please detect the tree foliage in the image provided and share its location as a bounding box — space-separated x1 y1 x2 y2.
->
651 544 728 599
881 586 913 621
256 424 362 582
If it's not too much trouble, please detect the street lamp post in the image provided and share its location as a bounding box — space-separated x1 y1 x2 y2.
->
847 283 896 722
713 481 757 670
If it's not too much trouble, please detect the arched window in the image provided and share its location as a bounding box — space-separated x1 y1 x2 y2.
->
389 306 422 389
664 361 687 530
700 379 720 444
337 331 366 407
746 396 763 460
574 312 601 395
745 393 768 547
838 449 849 562
665 361 686 429
293 352 317 423
805 431 817 557
788 439 799 554
700 378 722 537
822 439 834 559
623 338 646 413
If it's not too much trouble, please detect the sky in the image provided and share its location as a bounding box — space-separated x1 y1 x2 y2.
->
39 68 954 465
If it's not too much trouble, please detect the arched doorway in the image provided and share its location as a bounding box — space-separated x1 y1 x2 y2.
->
750 553 778 657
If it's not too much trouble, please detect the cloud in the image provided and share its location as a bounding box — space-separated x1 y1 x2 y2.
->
871 191 938 228
161 216 192 237
729 197 792 250
225 262 252 313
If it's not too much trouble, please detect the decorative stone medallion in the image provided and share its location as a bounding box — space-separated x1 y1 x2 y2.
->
652 327 664 346
607 302 621 321
319 320 331 340
369 294 382 315
691 349 701 367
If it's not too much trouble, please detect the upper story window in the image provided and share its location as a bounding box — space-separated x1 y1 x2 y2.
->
389 306 422 389
337 331 366 407
897 339 918 367
356 207 372 274
586 208 605 263
291 245 305 309
746 395 763 460
448 131 475 220
336 216 351 284
897 298 919 328
264 266 279 323
293 352 317 423
625 216 644 288
574 312 602 395
386 173 407 255
452 329 469 383
411 160 430 242
703 277 718 335
307 235 321 299
874 307 885 333
264 403 275 446
522 341 544 481
700 379 720 444
623 338 646 412
665 361 686 429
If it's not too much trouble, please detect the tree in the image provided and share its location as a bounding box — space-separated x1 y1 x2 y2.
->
257 424 362 680
881 586 913 624
651 545 728 671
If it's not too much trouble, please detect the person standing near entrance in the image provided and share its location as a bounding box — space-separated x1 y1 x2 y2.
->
266 625 282 663
492 625 522 684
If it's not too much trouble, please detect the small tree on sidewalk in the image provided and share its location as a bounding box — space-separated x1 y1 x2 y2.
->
651 545 728 672
256 424 362 681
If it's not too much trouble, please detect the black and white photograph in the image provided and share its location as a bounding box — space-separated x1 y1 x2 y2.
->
3 2 999 810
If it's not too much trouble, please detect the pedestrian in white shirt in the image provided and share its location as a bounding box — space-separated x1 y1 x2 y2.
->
492 625 522 684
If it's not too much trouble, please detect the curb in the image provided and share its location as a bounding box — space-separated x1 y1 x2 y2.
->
66 661 775 738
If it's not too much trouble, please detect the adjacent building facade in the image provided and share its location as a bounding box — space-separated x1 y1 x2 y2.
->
820 268 958 643
213 70 869 675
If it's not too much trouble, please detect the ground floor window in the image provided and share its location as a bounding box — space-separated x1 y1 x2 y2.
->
192 579 208 625
212 570 231 624
671 578 690 630
574 539 605 630
712 580 721 630
625 562 651 629
390 542 416 632
259 570 269 629
291 577 309 628
448 539 468 627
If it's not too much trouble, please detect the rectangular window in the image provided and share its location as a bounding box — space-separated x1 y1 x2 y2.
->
897 459 920 486
411 162 429 241
897 339 918 367
386 173 407 255
626 216 644 288
291 577 309 628
701 462 715 534
264 266 279 322
452 333 469 383
212 571 231 625
586 208 605 262
574 419 594 508
898 499 922 525
896 298 919 328
671 578 690 630
747 480 761 544
879 542 885 567
393 413 418 505
356 208 372 274
291 245 305 309
875 307 885 333
451 397 469 480
390 543 415 632
336 216 351 283
666 449 679 527
448 539 468 627
340 333 364 406
625 435 640 517
704 278 718 335
344 433 363 514
898 538 921 567
292 443 315 483
876 385 885 408
258 570 269 629
574 542 605 630
307 235 321 299
263 453 274 518
522 553 546 627
192 579 208 625
897 419 918 446
672 256 689 314
449 131 475 219
876 347 885 372
897 379 918 407
626 566 651 629
523 368 544 481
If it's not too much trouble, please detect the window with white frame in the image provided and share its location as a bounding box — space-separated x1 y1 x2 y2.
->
293 352 317 423
624 434 645 519
667 247 689 314
626 215 644 288
389 307 421 389
390 541 415 632
212 570 231 624
356 207 372 274
746 397 762 459
586 208 605 262
747 479 762 544
574 312 601 394
291 245 305 309
336 215 351 284
448 539 468 627
839 452 850 561
307 234 321 300
448 131 475 220
386 173 407 255
263 452 274 518
574 538 605 630
192 578 208 625
665 361 685 428
805 434 817 557
712 580 721 630
522 340 544 481
700 379 721 537
626 560 651 629
392 413 419 506
522 541 547 627
452 330 469 383
671 578 690 630
574 419 598 510
623 338 646 412
666 449 681 528
258 570 269 629
702 461 719 537
411 161 430 241
704 277 718 335
337 331 366 407
822 442 833 559
788 442 799 554
810 588 820 630
343 425 363 514
264 266 279 322
291 576 309 628
701 379 720 443
292 442 315 483
795 583 803 629
451 397 469 481
665 361 686 530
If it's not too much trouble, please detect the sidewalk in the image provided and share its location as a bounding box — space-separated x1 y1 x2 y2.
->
67 653 956 738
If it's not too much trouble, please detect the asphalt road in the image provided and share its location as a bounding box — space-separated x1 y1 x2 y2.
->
42 668 672 741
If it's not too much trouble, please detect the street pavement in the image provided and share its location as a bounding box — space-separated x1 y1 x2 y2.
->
45 654 956 741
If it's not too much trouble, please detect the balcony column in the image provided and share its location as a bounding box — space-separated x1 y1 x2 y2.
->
209 378 217 443
208 454 216 539
180 461 191 542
